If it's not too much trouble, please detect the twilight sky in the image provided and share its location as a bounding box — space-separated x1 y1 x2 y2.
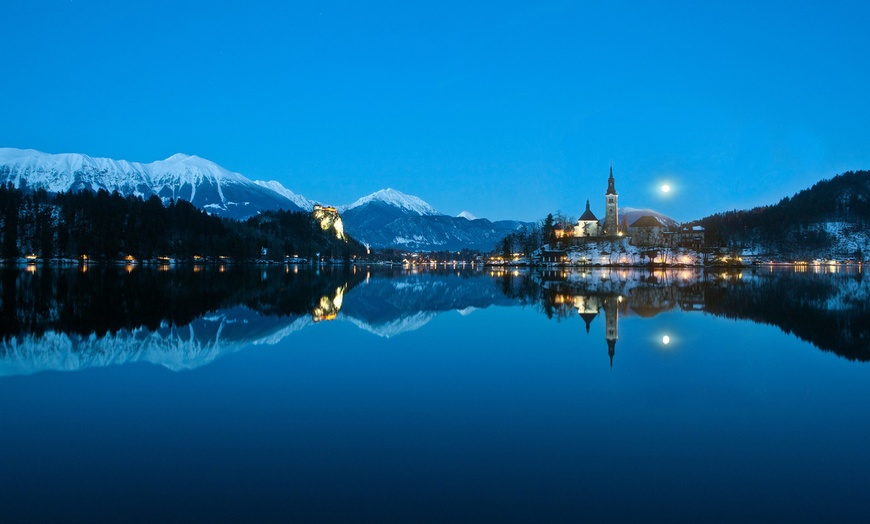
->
2 1 868 222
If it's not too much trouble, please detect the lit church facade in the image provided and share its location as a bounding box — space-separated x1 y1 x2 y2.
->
573 200 600 237
572 166 620 239
538 165 708 262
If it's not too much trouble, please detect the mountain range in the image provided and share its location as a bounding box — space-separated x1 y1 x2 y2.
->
0 148 314 219
337 188 531 251
0 148 685 251
0 148 537 251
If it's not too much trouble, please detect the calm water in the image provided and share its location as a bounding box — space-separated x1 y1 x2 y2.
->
1 264 869 522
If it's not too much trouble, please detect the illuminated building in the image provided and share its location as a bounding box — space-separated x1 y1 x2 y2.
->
313 205 346 241
602 165 619 237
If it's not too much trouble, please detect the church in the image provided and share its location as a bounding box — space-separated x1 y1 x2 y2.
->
572 166 620 238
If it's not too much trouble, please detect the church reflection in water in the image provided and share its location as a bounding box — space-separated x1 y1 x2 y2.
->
534 268 706 367
565 293 622 367
2 264 869 377
566 289 692 367
491 265 870 366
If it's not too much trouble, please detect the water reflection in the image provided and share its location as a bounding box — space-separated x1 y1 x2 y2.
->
494 267 870 363
0 265 367 375
312 285 346 322
0 266 512 375
1 265 868 376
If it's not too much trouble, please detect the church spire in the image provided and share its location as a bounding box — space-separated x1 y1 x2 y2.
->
606 164 617 195
603 164 619 235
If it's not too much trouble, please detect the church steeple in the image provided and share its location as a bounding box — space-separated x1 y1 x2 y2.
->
603 295 618 368
606 165 617 195
603 165 619 235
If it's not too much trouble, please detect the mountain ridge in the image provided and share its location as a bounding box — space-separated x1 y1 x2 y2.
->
0 147 306 219
0 147 680 252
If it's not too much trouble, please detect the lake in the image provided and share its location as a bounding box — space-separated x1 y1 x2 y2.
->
1 264 869 522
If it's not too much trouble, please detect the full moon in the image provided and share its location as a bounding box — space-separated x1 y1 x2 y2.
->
662 335 671 345
661 184 671 193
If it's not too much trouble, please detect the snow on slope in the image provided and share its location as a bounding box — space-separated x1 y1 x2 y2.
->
0 311 315 376
0 148 313 218
342 311 439 338
0 148 151 194
254 180 316 210
146 153 251 203
457 210 478 220
339 188 441 215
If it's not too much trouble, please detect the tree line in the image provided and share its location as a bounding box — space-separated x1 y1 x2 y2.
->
0 265 365 339
693 170 870 257
495 212 591 258
0 184 366 262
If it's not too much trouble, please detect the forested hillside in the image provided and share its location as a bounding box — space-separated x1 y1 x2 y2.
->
0 185 364 261
695 170 870 258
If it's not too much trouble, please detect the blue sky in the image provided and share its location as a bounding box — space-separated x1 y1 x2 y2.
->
2 1 868 222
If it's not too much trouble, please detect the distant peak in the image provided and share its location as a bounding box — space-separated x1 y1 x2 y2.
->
372 188 401 197
457 210 478 220
619 207 679 227
342 188 440 216
164 153 193 162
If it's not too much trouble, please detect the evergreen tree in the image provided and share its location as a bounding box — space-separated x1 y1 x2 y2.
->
542 213 555 246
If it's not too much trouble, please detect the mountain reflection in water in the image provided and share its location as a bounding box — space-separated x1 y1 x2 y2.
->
1 264 868 376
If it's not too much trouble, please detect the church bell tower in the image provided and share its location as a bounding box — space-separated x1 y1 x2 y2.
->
603 165 619 236
603 295 619 368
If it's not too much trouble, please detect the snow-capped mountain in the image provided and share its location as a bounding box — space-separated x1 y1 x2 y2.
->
0 148 310 219
457 211 478 220
339 188 441 216
0 148 533 249
337 188 531 251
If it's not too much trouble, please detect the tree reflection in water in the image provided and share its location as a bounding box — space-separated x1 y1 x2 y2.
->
492 267 870 362
1 265 868 376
